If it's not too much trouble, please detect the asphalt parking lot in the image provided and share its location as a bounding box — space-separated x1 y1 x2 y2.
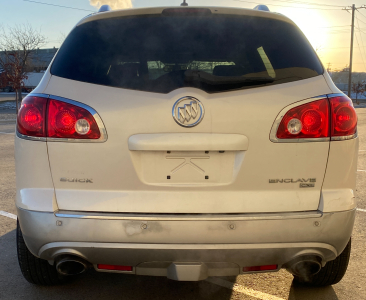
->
1 102 366 300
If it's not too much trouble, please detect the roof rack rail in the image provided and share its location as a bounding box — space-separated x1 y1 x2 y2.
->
253 5 270 11
98 5 111 13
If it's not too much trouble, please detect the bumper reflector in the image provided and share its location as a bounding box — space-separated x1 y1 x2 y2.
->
243 265 278 272
97 264 133 271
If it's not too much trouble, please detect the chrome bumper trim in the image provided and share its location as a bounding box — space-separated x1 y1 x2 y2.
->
54 210 323 221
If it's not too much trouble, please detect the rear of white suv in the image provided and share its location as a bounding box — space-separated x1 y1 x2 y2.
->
15 6 358 286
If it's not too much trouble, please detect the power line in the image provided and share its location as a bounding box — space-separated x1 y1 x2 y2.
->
270 0 345 8
356 8 366 20
354 19 366 71
355 15 366 26
22 0 95 12
355 17 366 71
233 0 341 10
354 33 366 71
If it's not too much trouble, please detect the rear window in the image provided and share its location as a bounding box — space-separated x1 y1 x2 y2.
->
51 13 323 94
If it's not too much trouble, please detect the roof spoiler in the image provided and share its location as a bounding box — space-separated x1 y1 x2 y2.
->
253 5 270 11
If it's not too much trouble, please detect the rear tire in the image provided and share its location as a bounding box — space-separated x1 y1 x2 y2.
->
293 239 351 286
17 220 63 285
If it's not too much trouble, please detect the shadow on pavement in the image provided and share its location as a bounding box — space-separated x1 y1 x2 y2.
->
0 229 234 300
288 281 338 300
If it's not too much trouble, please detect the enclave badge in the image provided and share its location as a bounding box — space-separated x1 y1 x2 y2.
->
269 178 316 188
172 96 204 127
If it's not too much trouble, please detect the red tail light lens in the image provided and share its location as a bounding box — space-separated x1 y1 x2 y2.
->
276 99 329 139
243 265 278 272
330 96 357 138
17 95 103 140
48 99 100 139
97 264 133 271
17 96 47 137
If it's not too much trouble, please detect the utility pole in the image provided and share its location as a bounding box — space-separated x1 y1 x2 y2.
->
343 5 366 97
348 4 355 97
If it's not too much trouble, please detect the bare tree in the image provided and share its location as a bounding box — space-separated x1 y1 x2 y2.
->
58 32 67 45
0 23 47 111
351 81 365 104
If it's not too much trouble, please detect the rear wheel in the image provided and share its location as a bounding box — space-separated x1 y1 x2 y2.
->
294 239 351 286
17 220 63 285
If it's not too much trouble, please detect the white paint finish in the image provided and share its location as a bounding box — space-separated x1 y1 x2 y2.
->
31 71 51 94
322 138 359 212
206 277 284 300
15 137 56 211
44 75 332 213
0 211 17 220
130 151 244 186
128 133 248 151
357 208 366 212
322 71 343 94
18 189 55 212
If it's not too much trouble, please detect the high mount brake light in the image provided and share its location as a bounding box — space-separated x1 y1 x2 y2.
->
162 8 212 16
17 95 102 140
275 95 357 141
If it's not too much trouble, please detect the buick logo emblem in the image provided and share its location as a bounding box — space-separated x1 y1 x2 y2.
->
172 97 204 127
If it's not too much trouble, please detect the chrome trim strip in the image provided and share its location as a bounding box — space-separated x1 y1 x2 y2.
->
16 131 47 142
269 94 329 143
26 93 49 98
331 132 358 141
54 210 323 221
327 93 347 99
16 93 108 143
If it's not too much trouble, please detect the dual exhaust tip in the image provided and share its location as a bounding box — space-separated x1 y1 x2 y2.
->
55 254 323 278
286 255 322 278
56 256 89 276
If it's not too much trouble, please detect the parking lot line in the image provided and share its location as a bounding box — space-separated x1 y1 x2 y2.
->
206 277 284 300
0 211 17 220
0 131 14 135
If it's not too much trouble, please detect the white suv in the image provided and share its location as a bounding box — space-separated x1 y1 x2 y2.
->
16 6 358 286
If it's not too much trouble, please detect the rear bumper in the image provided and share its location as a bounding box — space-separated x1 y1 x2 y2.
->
17 207 355 276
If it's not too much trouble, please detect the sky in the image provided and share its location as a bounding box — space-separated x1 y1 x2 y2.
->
1 0 365 72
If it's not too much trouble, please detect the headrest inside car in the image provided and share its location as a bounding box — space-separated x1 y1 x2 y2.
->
213 65 245 77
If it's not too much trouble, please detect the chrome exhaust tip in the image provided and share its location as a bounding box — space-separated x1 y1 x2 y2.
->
286 255 322 278
56 256 89 276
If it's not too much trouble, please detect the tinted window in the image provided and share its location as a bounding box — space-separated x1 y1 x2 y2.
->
51 14 323 94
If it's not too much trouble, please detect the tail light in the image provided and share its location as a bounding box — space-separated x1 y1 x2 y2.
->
17 96 47 137
330 96 357 139
273 94 357 141
97 264 133 271
243 265 278 272
17 95 105 141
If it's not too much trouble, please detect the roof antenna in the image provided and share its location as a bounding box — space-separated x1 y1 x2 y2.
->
181 0 188 6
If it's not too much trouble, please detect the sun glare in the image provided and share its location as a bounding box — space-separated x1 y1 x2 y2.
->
278 8 329 51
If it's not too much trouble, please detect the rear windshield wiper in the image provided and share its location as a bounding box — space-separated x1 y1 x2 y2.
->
184 70 274 85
